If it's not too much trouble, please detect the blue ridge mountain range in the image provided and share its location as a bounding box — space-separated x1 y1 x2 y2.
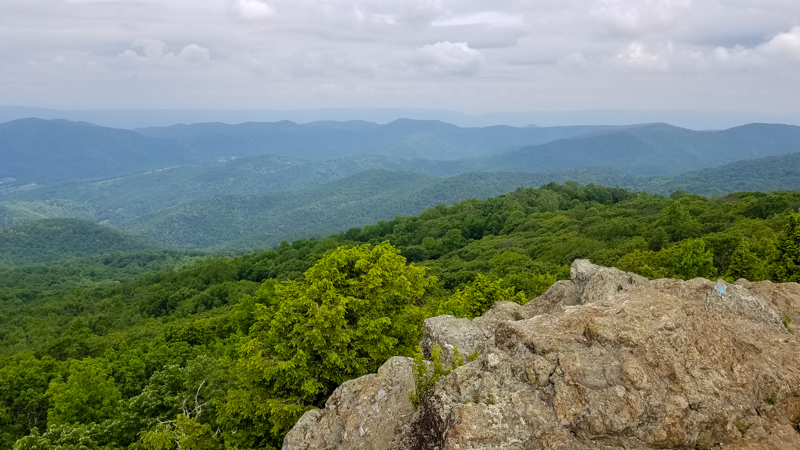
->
2 117 800 250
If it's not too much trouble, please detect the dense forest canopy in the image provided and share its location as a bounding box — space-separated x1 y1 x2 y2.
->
2 183 800 449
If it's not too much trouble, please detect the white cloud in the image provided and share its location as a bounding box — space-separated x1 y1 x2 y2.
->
614 41 673 72
2 0 800 115
702 27 800 70
400 0 448 26
179 44 211 65
607 26 800 74
433 11 524 27
758 27 800 61
230 0 275 21
591 0 693 37
117 40 211 67
412 41 484 75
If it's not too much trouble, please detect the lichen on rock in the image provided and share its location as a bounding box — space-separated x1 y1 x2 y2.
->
284 260 800 449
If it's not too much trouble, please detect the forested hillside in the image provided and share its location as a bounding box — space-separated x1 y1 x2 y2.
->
122 169 634 249
5 118 800 253
478 123 800 175
0 219 166 266
2 184 799 449
134 119 622 161
0 200 98 228
0 118 628 189
637 150 800 195
0 119 193 185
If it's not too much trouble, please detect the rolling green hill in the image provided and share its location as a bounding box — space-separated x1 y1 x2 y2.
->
122 170 442 249
122 168 636 249
5 119 800 251
2 183 800 448
478 123 800 176
0 117 623 192
0 199 98 227
136 119 623 161
633 150 800 195
5 118 800 194
0 119 197 185
1 155 353 223
0 218 166 265
8 147 800 251
6 145 800 251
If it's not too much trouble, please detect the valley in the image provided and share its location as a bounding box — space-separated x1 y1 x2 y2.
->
3 118 800 251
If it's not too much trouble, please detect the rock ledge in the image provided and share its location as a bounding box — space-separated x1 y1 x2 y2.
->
284 261 800 449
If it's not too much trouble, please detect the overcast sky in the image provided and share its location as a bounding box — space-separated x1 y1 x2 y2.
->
1 0 799 116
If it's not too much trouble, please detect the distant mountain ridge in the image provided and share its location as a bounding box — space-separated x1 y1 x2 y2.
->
0 117 628 187
5 117 800 250
3 104 799 129
0 118 193 184
135 118 626 161
4 118 800 191
476 122 800 176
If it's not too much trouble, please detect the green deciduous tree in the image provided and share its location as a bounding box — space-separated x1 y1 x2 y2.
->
771 212 800 282
12 422 116 450
0 354 60 447
438 274 526 319
46 358 121 426
142 413 220 450
657 202 701 242
662 238 716 280
222 242 433 448
615 250 667 279
726 240 766 281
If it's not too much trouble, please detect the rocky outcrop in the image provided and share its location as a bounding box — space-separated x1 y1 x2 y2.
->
284 261 800 449
283 356 417 450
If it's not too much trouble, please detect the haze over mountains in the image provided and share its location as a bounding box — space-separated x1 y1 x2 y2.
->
3 116 800 251
3 105 799 129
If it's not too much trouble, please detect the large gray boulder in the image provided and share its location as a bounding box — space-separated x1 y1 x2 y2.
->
283 356 417 450
284 260 800 449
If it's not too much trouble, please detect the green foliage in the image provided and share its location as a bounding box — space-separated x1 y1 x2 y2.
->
438 274 526 319
46 358 122 426
141 413 221 450
657 202 701 242
616 250 667 279
616 239 716 280
409 345 478 408
726 240 766 281
222 242 433 448
0 354 60 447
771 212 800 282
661 238 716 280
12 422 118 450
3 183 800 449
0 219 163 266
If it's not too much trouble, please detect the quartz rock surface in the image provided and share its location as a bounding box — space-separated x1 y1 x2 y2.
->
284 260 800 449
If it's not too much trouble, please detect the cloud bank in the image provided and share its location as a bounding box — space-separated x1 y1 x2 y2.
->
0 0 798 114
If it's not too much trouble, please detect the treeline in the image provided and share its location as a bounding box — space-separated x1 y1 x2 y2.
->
338 183 799 287
2 183 800 449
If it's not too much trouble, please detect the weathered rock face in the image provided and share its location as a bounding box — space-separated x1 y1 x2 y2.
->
283 356 417 450
284 261 800 449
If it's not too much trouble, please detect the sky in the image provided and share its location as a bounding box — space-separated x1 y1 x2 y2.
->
1 0 800 118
